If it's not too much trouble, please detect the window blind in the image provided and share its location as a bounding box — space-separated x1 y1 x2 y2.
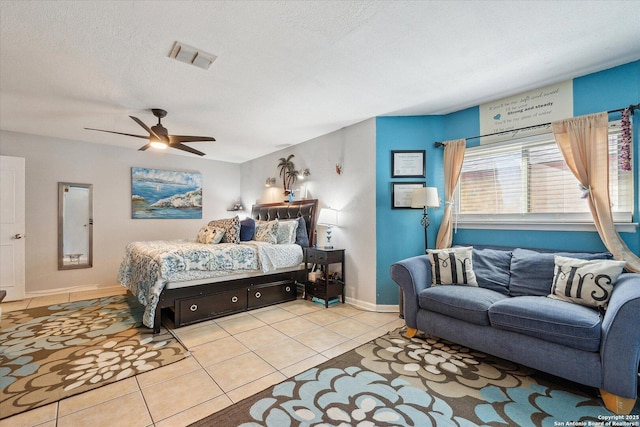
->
455 120 633 224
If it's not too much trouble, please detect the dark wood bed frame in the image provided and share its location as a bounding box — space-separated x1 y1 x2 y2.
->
152 199 318 333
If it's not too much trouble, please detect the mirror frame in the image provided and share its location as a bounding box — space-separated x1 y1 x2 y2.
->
58 182 93 270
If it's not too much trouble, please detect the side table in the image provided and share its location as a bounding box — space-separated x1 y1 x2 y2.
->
303 247 345 308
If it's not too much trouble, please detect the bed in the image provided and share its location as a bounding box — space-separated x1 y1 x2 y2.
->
118 199 318 333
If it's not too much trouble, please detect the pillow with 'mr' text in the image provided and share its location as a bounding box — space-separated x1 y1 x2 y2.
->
427 246 478 286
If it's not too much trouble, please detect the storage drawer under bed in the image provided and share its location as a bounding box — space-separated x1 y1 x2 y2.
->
176 289 247 327
248 280 297 309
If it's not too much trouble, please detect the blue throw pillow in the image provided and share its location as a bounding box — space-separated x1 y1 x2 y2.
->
509 248 613 297
239 217 255 241
294 216 309 247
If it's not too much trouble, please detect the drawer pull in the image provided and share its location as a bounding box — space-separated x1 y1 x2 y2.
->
190 304 198 312
285 286 291 292
231 296 238 303
255 291 262 299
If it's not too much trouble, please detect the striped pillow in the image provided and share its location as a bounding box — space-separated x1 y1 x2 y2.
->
427 247 478 286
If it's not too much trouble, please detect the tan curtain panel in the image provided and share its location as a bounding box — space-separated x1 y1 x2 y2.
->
552 112 640 272
435 139 466 249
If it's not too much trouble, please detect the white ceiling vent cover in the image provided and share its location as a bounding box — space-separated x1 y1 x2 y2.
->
169 41 217 70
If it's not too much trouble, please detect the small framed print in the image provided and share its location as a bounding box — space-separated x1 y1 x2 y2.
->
391 150 425 178
392 182 425 209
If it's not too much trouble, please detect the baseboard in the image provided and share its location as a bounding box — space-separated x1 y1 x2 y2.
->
344 296 399 313
25 284 117 298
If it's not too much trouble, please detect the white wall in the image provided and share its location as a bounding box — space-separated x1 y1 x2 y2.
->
0 130 241 294
240 119 378 309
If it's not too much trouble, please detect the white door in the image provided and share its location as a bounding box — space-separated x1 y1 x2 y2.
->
0 155 26 301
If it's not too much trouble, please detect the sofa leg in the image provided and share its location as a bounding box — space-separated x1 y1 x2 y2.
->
404 327 417 338
599 389 636 414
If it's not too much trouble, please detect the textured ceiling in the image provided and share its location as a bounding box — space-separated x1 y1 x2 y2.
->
1 1 639 163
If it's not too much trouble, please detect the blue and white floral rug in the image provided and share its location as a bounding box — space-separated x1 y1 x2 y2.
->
192 328 638 426
0 295 186 419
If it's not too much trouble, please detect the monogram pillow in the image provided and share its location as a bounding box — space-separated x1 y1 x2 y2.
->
427 247 478 286
255 220 279 244
549 256 626 309
207 216 240 244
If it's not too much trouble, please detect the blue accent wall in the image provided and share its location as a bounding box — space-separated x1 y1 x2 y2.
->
376 116 444 304
375 61 640 305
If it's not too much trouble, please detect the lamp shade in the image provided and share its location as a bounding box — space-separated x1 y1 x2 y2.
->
411 187 439 208
317 208 338 226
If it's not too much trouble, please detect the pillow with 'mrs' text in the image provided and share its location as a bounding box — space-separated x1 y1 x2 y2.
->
549 256 626 309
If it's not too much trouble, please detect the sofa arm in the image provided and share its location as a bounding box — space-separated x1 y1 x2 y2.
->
390 255 432 330
600 273 640 399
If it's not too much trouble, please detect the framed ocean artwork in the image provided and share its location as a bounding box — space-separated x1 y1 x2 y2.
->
131 167 202 219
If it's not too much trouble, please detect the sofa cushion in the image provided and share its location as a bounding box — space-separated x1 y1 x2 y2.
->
418 286 508 326
509 248 613 297
549 256 626 309
427 247 477 286
473 248 512 295
489 296 602 352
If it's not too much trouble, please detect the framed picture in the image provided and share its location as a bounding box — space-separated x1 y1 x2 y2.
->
131 167 202 219
392 182 425 209
391 150 425 178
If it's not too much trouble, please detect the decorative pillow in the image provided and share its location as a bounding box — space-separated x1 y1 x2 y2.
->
254 220 279 244
277 219 299 244
427 247 478 286
240 217 256 241
196 225 226 244
207 216 240 244
293 216 310 247
549 256 626 309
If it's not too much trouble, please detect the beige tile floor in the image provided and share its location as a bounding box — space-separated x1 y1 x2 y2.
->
0 287 404 427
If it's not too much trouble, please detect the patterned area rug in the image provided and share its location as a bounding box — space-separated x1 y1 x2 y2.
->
192 328 639 426
0 294 186 419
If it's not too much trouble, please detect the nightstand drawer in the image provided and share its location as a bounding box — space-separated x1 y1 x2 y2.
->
305 251 327 263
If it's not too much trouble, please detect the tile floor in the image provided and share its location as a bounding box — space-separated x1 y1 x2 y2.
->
0 287 404 427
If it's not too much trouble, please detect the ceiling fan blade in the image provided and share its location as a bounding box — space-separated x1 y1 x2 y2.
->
169 135 216 144
171 143 206 156
138 143 151 151
84 128 148 139
129 116 161 140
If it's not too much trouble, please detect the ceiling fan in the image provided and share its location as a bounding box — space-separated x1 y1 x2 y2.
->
85 108 215 156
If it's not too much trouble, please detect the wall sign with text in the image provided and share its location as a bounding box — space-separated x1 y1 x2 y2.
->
479 80 573 144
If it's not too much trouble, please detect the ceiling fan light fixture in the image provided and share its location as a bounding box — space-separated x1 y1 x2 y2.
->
150 140 168 149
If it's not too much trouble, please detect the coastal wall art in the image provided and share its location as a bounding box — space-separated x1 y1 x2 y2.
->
131 167 202 219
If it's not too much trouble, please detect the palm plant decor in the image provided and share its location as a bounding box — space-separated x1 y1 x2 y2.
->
277 154 298 194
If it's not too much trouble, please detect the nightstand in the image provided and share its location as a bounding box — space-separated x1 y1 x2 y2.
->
303 247 345 307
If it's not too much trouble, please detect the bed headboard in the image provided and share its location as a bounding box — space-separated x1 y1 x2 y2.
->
250 199 319 247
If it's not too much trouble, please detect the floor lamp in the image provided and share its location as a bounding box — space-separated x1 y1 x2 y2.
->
411 187 440 253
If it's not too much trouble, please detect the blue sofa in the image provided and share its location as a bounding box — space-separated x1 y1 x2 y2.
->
390 246 640 414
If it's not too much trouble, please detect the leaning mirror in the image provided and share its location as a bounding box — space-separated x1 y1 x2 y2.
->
58 182 93 270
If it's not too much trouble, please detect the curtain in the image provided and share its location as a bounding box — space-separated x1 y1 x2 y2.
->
552 112 640 272
435 139 466 249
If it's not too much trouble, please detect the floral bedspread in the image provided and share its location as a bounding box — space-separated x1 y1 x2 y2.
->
117 240 303 328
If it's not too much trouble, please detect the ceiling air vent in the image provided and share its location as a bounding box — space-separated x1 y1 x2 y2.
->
169 41 217 70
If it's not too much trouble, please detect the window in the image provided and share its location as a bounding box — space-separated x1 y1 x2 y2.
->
455 121 634 229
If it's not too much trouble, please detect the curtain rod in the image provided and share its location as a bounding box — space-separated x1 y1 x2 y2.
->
434 102 640 148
